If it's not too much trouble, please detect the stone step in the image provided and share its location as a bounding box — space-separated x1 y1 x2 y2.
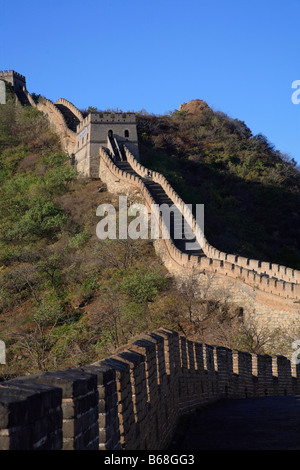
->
114 159 204 256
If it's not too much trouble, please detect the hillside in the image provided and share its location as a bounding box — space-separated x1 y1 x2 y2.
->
0 95 173 377
0 94 298 379
137 100 300 270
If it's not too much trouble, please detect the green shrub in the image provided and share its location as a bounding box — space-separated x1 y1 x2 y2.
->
121 269 168 303
67 231 91 250
5 196 68 241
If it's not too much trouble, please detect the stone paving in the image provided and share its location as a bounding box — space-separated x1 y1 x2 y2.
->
169 396 300 450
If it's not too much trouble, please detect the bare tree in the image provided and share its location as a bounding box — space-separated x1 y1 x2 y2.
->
2 263 41 304
93 238 149 270
88 290 125 349
9 298 65 371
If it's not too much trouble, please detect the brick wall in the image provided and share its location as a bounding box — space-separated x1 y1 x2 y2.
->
124 147 300 286
36 98 77 155
0 70 26 92
98 145 300 332
0 379 62 450
0 329 299 450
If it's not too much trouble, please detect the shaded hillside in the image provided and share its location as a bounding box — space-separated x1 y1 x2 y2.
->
137 101 300 270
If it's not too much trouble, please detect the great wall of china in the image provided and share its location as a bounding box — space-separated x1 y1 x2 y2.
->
1 70 300 450
0 328 299 450
98 145 300 332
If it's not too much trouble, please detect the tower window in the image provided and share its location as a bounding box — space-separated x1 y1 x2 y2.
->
124 129 129 138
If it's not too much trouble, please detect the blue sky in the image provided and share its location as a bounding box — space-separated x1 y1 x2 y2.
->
1 0 300 163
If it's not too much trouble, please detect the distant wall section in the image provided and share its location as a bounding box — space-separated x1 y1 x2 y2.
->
36 98 78 155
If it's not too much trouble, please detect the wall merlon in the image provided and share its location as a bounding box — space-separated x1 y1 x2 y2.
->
225 254 236 264
223 260 234 272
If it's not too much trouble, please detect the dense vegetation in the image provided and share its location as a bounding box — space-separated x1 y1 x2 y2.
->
137 101 300 270
0 94 299 379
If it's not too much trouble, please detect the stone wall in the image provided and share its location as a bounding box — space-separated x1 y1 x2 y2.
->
154 239 300 331
36 98 77 155
98 146 300 332
4 80 83 158
99 147 143 196
0 329 299 450
0 379 62 450
124 148 300 285
55 98 84 123
0 70 26 92
0 369 99 450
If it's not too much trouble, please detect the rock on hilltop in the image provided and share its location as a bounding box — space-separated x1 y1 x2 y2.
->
179 99 210 114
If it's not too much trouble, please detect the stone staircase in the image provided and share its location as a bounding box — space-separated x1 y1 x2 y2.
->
55 102 81 132
115 160 203 256
108 134 122 161
15 88 31 107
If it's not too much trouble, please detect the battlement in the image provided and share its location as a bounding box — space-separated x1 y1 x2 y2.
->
91 111 136 124
98 145 300 331
0 329 298 450
0 70 26 81
77 111 136 131
0 70 26 90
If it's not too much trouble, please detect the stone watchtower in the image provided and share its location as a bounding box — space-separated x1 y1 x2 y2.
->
0 70 140 178
0 70 31 106
0 70 26 92
75 111 140 178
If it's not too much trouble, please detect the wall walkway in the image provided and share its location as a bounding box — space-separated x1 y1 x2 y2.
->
170 395 300 450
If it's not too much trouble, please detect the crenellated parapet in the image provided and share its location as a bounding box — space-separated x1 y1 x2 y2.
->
99 146 300 302
36 97 78 155
0 329 298 450
98 145 300 331
55 98 84 123
0 70 84 156
0 70 26 89
124 147 300 286
0 70 26 81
